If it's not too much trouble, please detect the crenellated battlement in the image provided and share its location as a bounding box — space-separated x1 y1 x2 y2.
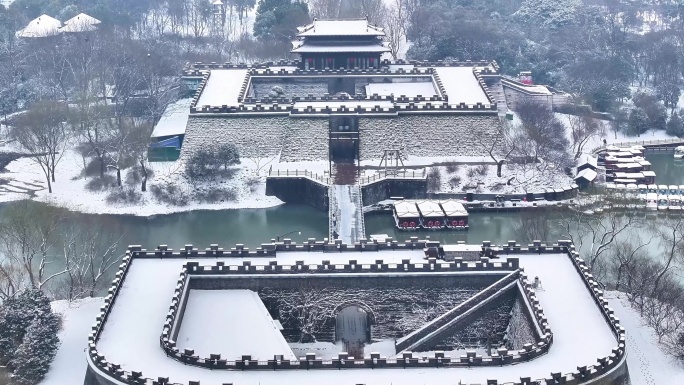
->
85 240 626 385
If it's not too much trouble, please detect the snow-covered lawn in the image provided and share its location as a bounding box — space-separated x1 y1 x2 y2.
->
607 291 684 385
554 112 679 156
433 162 573 194
41 297 104 385
0 146 283 216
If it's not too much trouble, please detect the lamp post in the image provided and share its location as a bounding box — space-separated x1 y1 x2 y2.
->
276 230 301 242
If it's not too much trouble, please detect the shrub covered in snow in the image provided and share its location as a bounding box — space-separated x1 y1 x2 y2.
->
426 168 441 192
0 289 60 384
150 182 190 206
106 187 143 204
194 187 238 203
85 175 116 192
186 144 240 180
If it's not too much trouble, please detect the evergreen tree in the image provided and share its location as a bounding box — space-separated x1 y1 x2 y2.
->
253 0 310 44
0 289 52 364
628 107 650 136
11 310 60 384
0 289 60 384
667 112 684 137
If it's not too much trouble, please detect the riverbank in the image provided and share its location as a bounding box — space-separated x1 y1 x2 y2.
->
0 147 284 216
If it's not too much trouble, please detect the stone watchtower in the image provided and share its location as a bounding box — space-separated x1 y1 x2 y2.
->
291 17 389 70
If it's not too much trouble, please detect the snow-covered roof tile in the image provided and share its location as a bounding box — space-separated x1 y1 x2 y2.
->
291 43 389 53
16 14 61 38
59 13 101 33
151 98 192 138
297 19 384 37
575 168 597 182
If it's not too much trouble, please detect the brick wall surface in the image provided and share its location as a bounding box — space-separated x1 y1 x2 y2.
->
183 114 499 163
359 114 502 160
183 116 329 162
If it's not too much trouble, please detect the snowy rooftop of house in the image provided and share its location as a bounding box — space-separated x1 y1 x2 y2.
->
575 168 598 182
578 154 598 168
151 98 192 138
16 14 61 38
296 18 385 37
439 200 468 216
92 246 620 385
195 69 248 107
393 201 420 217
59 13 101 33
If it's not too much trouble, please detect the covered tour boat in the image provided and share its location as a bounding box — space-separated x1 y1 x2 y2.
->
439 200 469 230
668 195 682 212
645 193 658 211
393 200 421 230
416 200 446 229
675 146 684 160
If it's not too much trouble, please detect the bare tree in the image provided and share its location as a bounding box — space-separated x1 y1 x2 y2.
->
558 209 640 280
568 113 602 160
475 120 516 177
513 209 553 244
512 97 570 167
60 222 122 301
10 102 69 193
383 0 406 60
310 0 343 19
648 216 684 297
0 202 67 293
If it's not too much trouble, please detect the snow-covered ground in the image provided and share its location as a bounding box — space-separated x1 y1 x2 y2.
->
0 146 283 216
554 112 678 155
433 162 572 194
41 297 104 385
607 291 684 385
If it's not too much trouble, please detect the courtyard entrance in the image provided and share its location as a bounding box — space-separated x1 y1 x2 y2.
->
335 305 371 358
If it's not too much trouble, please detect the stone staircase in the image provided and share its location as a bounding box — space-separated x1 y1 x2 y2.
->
484 78 509 117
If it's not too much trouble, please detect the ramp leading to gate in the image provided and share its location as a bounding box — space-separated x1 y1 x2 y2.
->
329 184 366 245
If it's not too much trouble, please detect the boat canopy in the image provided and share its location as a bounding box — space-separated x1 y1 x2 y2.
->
439 200 468 217
394 201 420 218
416 201 444 218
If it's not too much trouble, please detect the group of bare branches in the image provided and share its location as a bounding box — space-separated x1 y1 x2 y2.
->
476 97 602 185
309 0 410 59
0 201 121 302
514 206 684 359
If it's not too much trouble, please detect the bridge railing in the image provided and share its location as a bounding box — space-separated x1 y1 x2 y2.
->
359 169 427 185
268 168 330 185
591 138 684 154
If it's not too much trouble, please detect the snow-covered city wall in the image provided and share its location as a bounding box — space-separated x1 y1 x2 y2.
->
182 116 329 162
359 114 502 160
